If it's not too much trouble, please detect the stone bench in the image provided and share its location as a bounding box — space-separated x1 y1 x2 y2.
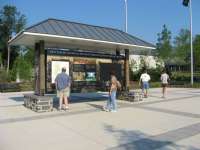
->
118 91 143 102
24 94 53 112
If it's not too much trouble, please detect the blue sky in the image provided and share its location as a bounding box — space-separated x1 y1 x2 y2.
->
1 0 200 44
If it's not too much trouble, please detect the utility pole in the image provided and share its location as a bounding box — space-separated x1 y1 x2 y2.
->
183 0 194 85
124 0 128 33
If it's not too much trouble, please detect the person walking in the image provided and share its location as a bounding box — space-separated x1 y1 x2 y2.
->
55 67 71 111
139 69 151 98
104 72 120 112
161 69 170 98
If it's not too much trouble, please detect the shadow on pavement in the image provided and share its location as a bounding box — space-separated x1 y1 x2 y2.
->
86 103 104 110
104 124 200 150
9 96 24 102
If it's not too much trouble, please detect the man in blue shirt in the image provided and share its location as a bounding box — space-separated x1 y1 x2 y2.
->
55 67 71 110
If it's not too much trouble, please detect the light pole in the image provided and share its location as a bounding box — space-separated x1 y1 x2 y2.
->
183 0 194 85
124 0 128 33
189 0 194 85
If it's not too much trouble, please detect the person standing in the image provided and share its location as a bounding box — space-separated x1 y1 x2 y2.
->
139 69 151 98
104 72 119 112
55 67 71 110
161 69 170 98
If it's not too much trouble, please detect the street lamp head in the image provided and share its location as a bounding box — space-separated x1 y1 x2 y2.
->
183 0 189 7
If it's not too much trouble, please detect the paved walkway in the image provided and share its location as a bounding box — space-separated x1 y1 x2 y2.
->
0 88 200 150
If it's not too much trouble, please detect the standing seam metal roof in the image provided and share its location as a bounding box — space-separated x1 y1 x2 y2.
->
25 18 155 48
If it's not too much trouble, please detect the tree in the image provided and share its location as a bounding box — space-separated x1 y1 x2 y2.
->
193 35 200 71
24 48 34 67
0 5 26 69
174 29 190 63
156 24 172 59
12 55 32 81
154 56 164 70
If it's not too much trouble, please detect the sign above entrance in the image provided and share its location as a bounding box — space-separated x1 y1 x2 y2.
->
46 48 125 59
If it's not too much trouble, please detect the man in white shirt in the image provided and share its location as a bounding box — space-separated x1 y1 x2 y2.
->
139 70 151 98
161 69 170 98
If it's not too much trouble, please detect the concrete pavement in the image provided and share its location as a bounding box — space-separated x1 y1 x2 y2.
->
0 88 200 150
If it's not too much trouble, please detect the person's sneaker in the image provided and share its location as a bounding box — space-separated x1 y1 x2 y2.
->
161 96 166 99
63 106 69 111
110 110 117 113
103 106 109 112
57 107 62 111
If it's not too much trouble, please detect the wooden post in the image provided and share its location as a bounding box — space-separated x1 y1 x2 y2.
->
124 49 129 91
34 42 40 95
39 40 45 96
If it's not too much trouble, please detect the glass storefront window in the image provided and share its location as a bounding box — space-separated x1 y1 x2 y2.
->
73 72 86 81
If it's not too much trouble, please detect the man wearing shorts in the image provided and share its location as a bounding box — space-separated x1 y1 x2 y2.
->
139 70 151 98
161 69 170 98
55 67 71 110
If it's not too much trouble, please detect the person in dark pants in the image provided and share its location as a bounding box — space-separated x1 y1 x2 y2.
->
55 67 71 110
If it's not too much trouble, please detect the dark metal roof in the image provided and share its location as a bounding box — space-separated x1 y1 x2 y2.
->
25 18 155 48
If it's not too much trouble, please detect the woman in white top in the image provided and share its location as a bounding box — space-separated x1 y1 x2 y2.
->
160 69 170 98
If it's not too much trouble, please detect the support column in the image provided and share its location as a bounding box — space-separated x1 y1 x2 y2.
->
34 41 46 96
116 49 120 56
124 49 129 91
39 40 45 96
34 42 40 95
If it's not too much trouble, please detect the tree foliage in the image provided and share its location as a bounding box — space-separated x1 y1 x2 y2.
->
193 35 200 70
0 5 26 68
156 25 200 71
24 47 34 67
12 55 32 81
174 29 190 63
156 24 172 59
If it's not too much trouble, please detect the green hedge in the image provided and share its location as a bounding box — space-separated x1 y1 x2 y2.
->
171 72 200 82
130 68 163 82
129 81 161 89
19 82 34 91
0 81 33 92
0 69 12 83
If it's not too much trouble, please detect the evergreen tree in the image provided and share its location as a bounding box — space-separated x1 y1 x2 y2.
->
174 29 190 63
156 24 172 60
193 35 200 71
0 5 26 69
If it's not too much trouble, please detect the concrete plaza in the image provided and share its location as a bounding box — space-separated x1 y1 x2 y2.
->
0 88 200 150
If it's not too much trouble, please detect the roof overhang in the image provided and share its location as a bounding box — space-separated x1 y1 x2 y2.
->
8 31 155 51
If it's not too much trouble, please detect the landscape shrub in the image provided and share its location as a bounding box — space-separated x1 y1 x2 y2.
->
0 69 12 83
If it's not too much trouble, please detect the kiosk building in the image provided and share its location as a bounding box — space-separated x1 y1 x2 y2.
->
9 18 155 95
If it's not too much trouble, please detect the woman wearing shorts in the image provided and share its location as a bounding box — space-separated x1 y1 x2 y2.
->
161 70 170 98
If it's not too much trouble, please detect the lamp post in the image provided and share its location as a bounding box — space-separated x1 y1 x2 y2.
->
183 0 194 85
124 0 128 33
189 0 194 85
